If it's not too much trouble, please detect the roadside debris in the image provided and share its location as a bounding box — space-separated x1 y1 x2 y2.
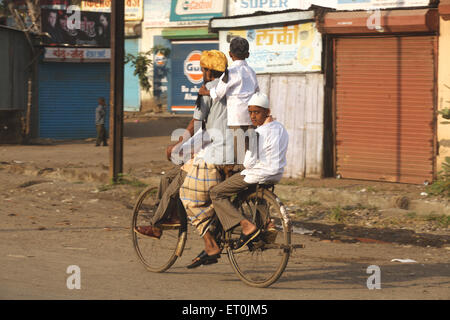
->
391 258 418 263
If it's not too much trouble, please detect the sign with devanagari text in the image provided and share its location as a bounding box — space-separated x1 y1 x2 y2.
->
44 47 111 62
219 22 322 74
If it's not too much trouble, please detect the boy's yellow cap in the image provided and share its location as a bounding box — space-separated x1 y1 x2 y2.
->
200 50 227 72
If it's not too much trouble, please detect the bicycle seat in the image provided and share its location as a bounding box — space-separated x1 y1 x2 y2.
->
257 182 275 188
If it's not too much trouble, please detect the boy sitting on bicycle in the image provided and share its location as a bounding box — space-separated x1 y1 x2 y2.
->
187 92 289 268
210 92 289 250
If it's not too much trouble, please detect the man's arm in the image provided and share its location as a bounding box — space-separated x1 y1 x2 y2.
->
205 70 240 101
166 94 210 161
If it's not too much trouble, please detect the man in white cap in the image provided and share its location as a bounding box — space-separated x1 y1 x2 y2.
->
209 92 289 253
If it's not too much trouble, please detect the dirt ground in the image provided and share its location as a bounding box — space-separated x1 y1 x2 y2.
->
0 114 449 300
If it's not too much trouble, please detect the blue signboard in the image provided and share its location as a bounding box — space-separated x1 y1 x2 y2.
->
169 42 218 113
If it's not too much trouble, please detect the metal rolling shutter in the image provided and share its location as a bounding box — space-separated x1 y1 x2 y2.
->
335 36 436 184
39 63 110 139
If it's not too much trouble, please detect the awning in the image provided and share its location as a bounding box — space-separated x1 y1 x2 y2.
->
318 8 439 34
162 27 217 40
210 10 315 31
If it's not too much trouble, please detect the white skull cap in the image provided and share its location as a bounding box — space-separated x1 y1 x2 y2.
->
248 92 269 109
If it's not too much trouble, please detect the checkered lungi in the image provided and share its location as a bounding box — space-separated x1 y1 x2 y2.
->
180 158 222 237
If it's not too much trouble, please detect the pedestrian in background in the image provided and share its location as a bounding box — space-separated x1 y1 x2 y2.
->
95 97 108 147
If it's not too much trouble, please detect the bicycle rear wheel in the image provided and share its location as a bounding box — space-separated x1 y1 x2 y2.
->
131 186 186 273
226 188 291 287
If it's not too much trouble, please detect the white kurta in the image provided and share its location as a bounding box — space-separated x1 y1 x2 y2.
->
209 60 259 126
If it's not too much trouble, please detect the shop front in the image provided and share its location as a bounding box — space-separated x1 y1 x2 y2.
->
319 6 439 184
38 48 110 139
161 0 225 113
437 0 450 170
210 10 325 179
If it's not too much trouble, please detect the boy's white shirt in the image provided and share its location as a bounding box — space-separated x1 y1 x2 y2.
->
241 121 289 184
209 60 259 126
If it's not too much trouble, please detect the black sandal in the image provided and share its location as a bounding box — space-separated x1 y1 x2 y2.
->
186 250 221 269
233 229 261 253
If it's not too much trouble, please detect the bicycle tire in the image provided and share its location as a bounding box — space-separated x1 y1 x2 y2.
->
131 186 187 273
226 188 291 288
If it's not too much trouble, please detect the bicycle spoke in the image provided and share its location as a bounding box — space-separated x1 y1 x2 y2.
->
227 189 291 287
131 186 186 273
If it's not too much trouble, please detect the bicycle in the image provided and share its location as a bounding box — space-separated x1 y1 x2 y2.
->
131 183 303 288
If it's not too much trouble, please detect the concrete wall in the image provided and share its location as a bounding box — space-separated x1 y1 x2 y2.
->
0 27 31 111
438 17 450 171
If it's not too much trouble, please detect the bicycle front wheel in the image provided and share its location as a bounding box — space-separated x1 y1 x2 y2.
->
131 186 186 273
226 188 291 287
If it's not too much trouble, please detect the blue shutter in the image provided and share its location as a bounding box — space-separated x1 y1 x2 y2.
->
38 62 110 139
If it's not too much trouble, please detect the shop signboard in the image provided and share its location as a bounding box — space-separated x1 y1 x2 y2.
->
144 0 176 27
228 0 312 16
228 0 431 14
170 0 225 22
335 0 431 10
144 0 208 27
81 0 143 21
124 0 143 20
41 8 111 46
169 42 218 113
219 22 321 74
40 0 70 9
43 47 111 62
80 0 111 12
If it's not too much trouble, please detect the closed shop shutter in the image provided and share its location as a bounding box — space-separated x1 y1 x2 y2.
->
335 36 436 184
39 63 110 139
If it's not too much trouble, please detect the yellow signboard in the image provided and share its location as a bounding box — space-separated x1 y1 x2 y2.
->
219 22 322 73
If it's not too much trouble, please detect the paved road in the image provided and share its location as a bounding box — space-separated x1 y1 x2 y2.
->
1 170 449 301
1 119 449 303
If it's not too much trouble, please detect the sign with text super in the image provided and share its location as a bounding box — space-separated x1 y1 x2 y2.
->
219 22 322 74
229 0 312 16
169 42 218 113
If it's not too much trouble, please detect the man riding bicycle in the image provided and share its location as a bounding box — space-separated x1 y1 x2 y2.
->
187 92 289 268
135 50 230 240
